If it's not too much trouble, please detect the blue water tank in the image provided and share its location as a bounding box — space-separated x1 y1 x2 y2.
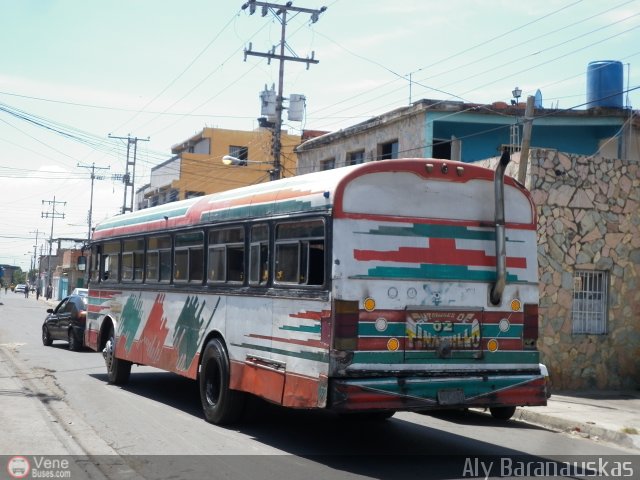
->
586 60 623 109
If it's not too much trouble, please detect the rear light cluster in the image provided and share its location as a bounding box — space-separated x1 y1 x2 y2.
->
78 310 87 325
332 299 359 351
523 303 538 349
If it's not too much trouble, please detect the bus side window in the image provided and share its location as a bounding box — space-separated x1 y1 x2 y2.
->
208 227 244 284
274 219 324 286
249 224 269 286
102 241 120 282
90 245 101 283
307 241 325 285
147 235 172 283
174 231 204 283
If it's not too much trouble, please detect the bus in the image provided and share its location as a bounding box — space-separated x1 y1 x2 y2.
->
84 155 548 425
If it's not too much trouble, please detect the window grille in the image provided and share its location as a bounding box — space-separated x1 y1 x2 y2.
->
572 270 608 334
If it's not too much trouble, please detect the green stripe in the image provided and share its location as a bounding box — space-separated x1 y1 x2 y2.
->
352 350 539 364
482 324 523 337
280 324 321 334
359 224 495 240
233 342 328 363
201 199 330 222
359 323 522 337
358 323 407 336
95 205 192 231
356 264 523 282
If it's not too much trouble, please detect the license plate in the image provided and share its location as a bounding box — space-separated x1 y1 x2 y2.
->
437 388 466 405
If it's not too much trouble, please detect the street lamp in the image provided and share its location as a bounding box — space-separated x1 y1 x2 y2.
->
510 86 523 153
511 86 522 105
221 155 279 180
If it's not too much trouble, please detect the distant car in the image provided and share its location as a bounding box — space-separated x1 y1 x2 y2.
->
14 284 26 293
71 288 89 297
42 295 88 351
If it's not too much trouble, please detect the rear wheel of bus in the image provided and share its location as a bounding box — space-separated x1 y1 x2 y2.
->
199 338 246 425
104 326 131 385
489 406 516 420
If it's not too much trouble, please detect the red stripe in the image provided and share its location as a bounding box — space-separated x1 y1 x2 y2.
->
289 309 331 321
355 237 527 268
358 337 405 350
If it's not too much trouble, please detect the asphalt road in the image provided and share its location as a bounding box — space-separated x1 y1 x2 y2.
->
0 292 636 479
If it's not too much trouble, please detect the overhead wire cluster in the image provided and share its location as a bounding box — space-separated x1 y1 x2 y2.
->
0 0 638 187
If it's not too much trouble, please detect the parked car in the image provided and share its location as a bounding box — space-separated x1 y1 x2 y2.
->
14 284 26 293
42 295 88 351
71 287 88 296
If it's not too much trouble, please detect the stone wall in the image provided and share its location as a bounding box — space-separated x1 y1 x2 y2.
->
477 150 640 390
530 149 640 390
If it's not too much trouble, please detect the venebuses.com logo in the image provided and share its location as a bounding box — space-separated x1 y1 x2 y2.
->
6 456 71 479
6 456 30 479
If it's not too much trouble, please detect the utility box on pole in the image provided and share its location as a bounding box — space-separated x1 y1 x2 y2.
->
260 84 277 121
288 94 306 122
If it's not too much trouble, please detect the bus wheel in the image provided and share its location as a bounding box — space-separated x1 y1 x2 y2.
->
489 406 516 420
104 327 131 385
42 326 53 346
199 338 245 425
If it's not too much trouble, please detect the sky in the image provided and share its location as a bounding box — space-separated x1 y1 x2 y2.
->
0 0 638 273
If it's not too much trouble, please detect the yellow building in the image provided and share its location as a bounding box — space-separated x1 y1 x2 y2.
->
140 127 301 208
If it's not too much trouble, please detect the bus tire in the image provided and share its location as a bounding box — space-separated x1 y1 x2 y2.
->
489 406 516 420
104 327 132 385
199 338 245 425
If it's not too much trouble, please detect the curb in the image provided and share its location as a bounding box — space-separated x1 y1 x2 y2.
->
515 407 638 451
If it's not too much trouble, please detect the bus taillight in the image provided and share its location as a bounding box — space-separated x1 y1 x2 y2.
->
333 300 359 351
523 303 538 349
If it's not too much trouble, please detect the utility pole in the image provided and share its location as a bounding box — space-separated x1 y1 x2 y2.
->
242 0 326 180
517 96 535 185
108 134 149 213
77 162 110 240
41 197 66 296
29 229 41 286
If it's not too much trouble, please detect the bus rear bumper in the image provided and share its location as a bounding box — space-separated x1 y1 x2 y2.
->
328 374 548 412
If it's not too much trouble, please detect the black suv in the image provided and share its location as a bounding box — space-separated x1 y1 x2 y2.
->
42 295 88 351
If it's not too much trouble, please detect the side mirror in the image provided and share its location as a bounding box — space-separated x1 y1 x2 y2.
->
47 308 54 314
77 256 87 272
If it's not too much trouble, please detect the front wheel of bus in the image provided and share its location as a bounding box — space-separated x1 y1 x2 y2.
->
489 406 516 420
104 327 131 385
199 338 245 425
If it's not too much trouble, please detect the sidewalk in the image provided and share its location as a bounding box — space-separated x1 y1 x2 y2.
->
515 390 640 451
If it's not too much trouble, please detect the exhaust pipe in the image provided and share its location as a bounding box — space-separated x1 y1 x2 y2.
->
490 149 511 305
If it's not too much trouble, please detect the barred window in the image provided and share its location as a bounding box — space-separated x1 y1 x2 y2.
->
572 270 608 334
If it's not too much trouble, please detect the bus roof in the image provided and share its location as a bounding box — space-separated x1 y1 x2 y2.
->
92 159 531 240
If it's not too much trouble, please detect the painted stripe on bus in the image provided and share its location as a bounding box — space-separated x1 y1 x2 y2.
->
351 350 539 364
233 342 329 363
